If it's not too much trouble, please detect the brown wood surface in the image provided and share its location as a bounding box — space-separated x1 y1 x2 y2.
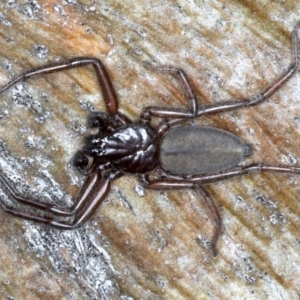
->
0 1 299 299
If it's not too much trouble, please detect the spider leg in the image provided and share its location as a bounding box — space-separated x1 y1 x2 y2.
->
138 175 221 256
142 164 300 187
139 162 300 255
143 63 198 118
0 170 99 216
185 163 300 185
141 22 300 123
0 57 119 115
196 185 221 257
0 170 111 229
69 174 111 227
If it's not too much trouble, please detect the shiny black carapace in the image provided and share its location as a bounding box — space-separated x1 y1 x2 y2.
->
0 22 300 256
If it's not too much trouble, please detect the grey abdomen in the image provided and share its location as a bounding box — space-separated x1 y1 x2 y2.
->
159 126 252 175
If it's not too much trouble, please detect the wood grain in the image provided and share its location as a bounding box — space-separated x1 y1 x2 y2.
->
0 1 299 299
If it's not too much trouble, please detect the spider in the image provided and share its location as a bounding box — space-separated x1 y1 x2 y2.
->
0 22 299 256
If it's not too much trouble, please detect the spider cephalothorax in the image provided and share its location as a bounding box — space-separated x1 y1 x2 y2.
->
81 122 159 174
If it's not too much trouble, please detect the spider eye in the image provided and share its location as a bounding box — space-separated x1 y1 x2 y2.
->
73 151 93 173
87 112 109 130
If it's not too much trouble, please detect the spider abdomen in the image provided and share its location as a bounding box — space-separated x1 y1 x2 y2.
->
159 126 252 175
85 124 159 173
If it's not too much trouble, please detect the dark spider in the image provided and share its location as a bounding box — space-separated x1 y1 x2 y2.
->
0 22 300 256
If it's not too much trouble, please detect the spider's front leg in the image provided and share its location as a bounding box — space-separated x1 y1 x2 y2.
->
0 170 111 229
0 57 127 226
0 57 120 115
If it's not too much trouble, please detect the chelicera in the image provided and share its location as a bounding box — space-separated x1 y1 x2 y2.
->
0 23 300 256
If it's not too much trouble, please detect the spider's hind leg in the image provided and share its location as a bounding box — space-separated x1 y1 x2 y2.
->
139 174 222 256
